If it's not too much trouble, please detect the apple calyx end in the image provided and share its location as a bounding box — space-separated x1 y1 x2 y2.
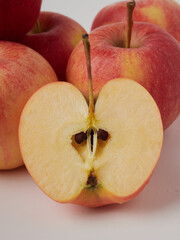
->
85 169 98 189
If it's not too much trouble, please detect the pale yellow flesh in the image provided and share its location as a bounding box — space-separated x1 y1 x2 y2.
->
19 79 163 203
19 82 89 202
94 79 163 197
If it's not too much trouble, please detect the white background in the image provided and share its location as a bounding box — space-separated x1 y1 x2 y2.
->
0 0 180 239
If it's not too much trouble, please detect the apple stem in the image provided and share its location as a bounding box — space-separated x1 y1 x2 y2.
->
82 34 95 115
126 0 136 48
35 19 41 33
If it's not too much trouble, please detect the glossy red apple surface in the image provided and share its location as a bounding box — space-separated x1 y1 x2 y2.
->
19 11 86 81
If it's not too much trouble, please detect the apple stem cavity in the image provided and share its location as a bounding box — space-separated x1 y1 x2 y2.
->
126 0 136 48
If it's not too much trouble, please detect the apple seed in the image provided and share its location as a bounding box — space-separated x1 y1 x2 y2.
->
97 129 108 141
74 132 87 144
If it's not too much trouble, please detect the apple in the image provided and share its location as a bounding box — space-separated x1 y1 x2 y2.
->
19 11 86 81
66 22 180 130
19 35 163 207
0 41 58 170
0 0 42 41
19 79 163 207
19 34 163 207
91 0 180 42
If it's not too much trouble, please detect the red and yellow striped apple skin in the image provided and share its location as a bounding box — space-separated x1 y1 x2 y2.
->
66 22 180 130
0 42 58 170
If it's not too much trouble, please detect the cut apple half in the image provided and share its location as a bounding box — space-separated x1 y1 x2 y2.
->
19 77 163 207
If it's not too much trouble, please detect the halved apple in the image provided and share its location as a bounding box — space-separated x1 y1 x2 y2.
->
19 77 163 207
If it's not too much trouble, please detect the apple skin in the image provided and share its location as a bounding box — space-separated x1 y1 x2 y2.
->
0 41 58 170
0 0 42 41
19 11 86 81
66 22 180 130
91 0 180 42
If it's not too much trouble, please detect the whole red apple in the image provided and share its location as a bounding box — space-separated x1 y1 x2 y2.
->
66 22 180 130
0 41 58 170
91 0 180 42
0 0 42 41
19 11 86 81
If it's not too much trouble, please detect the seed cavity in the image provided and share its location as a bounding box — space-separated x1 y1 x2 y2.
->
90 129 94 152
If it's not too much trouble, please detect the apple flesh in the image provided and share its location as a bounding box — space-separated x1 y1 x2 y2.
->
0 42 58 170
19 11 86 81
91 0 180 42
66 22 180 130
0 0 42 41
19 79 163 207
